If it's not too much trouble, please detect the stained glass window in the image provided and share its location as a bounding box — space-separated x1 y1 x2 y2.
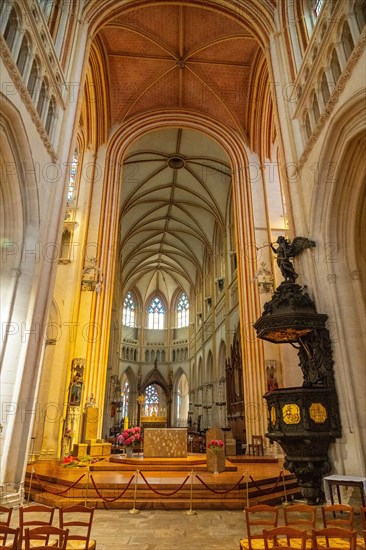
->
148 297 164 329
123 291 135 327
144 384 159 416
177 293 189 328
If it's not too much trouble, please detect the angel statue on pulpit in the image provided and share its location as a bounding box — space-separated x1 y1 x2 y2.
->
271 236 316 283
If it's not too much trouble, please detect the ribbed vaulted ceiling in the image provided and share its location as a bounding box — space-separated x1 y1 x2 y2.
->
96 2 267 301
99 3 260 138
119 128 231 300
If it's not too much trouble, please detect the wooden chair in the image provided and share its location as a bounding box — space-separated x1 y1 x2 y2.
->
321 504 354 530
0 507 12 526
312 527 357 549
19 505 56 549
59 505 96 550
359 507 366 549
361 506 366 531
240 504 279 549
24 527 69 550
283 503 317 549
0 508 13 547
0 526 19 549
263 526 307 550
247 436 264 456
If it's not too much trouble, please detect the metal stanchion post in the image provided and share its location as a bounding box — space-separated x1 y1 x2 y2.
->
129 470 140 514
245 470 249 509
184 469 197 516
84 465 90 506
282 469 289 505
27 467 35 505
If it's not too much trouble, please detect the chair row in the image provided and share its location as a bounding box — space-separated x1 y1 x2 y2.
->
0 525 70 550
255 526 360 550
239 503 366 550
0 504 96 550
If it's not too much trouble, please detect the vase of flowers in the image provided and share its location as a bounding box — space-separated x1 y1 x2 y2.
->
207 439 225 474
117 426 141 457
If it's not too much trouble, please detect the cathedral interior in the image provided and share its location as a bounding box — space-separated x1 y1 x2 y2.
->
0 0 365 507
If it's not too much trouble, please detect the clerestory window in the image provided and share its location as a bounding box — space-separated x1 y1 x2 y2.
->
177 293 189 328
148 297 164 329
123 291 135 327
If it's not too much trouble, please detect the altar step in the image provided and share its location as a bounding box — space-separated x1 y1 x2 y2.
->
24 470 301 510
229 455 278 464
103 455 237 472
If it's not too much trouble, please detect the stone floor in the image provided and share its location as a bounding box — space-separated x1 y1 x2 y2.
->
6 508 245 549
5 503 365 550
79 508 246 549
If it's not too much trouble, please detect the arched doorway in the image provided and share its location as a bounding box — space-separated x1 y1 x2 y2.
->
100 112 267 443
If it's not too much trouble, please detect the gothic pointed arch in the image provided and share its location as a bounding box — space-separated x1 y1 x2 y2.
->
309 90 366 467
84 0 276 49
0 94 44 483
0 96 40 353
121 365 137 394
218 339 226 379
82 37 110 148
83 108 269 443
206 349 213 384
197 355 203 388
174 369 189 427
141 362 170 396
115 366 139 426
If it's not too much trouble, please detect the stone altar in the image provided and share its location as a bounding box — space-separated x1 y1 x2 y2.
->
143 428 187 458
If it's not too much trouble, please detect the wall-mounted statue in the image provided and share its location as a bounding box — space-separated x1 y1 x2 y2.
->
270 236 315 283
69 359 84 406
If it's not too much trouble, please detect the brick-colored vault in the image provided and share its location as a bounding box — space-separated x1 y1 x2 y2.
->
98 3 261 137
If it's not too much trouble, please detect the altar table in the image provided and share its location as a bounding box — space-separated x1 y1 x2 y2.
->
143 428 187 458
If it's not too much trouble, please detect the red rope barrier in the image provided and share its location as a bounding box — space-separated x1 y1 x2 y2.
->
34 472 86 495
249 469 283 495
90 473 136 502
195 474 245 494
139 471 190 496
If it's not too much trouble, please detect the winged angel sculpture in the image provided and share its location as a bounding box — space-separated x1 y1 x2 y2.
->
271 236 316 283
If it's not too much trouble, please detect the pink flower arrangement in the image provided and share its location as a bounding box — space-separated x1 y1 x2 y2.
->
117 426 141 447
207 439 224 452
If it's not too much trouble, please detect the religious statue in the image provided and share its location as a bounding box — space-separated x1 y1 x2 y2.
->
69 363 84 406
267 369 279 392
85 393 97 408
298 330 335 388
271 236 316 283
